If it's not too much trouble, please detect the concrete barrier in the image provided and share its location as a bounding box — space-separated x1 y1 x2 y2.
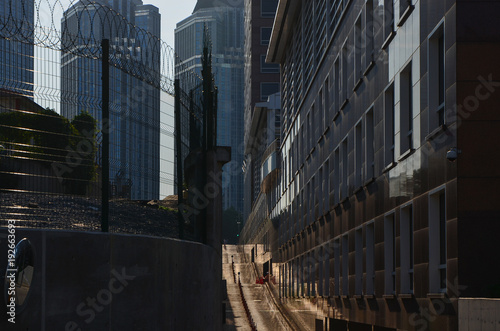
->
459 298 500 331
0 228 221 330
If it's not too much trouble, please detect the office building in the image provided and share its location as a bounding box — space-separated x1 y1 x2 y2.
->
175 0 245 215
247 0 500 329
0 0 34 97
243 0 280 224
61 0 161 200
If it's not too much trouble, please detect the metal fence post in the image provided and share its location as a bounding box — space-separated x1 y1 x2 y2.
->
101 39 109 232
174 79 184 239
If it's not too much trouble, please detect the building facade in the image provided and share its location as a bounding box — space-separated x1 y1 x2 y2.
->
241 92 281 267
243 0 280 222
0 0 34 98
263 0 500 330
61 0 161 200
175 0 245 215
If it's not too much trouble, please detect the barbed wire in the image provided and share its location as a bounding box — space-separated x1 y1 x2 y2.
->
0 0 202 96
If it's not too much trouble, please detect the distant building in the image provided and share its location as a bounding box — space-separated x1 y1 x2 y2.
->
245 0 500 330
240 0 280 268
61 0 161 200
0 0 34 98
243 0 280 223
241 92 280 271
175 0 245 215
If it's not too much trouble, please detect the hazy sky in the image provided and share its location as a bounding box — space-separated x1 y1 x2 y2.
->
147 0 198 48
40 0 198 49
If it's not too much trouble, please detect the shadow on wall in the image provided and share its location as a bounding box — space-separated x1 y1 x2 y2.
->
0 229 222 330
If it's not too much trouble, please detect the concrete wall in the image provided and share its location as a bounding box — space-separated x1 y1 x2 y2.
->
0 229 222 330
459 298 500 331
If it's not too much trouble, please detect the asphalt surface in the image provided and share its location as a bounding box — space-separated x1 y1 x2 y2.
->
223 245 292 331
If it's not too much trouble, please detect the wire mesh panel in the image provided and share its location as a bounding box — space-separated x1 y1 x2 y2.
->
0 0 212 239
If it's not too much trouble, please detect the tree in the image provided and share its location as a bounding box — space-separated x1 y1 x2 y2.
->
65 111 97 195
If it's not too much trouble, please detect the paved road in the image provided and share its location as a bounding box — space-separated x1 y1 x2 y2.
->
223 245 292 331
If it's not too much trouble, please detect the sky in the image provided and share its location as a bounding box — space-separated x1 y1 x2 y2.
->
38 0 197 49
142 0 197 48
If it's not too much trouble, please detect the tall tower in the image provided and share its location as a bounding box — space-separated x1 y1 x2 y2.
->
61 0 161 200
0 0 34 97
175 0 245 215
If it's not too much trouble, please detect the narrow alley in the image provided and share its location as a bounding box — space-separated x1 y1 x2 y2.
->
223 245 293 331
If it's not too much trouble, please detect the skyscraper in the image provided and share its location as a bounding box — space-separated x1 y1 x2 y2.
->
61 0 161 200
175 0 245 215
0 0 34 97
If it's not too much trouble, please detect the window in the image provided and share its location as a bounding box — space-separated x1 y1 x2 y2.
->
365 108 375 180
319 88 325 132
354 15 363 86
429 189 447 293
384 213 396 295
334 57 340 113
400 204 414 294
341 138 348 200
323 160 329 214
384 83 395 166
382 0 395 45
334 238 341 296
342 234 349 296
296 257 301 297
334 148 340 205
261 27 272 45
310 251 316 296
366 222 375 295
355 121 363 188
261 0 278 18
318 247 324 296
261 55 280 73
260 82 279 101
325 77 331 122
341 42 349 107
429 24 445 130
318 166 323 214
400 62 413 154
307 112 312 152
323 244 330 296
365 0 375 68
399 0 413 25
355 228 363 295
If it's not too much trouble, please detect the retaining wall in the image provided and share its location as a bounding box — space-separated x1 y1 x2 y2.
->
0 228 221 330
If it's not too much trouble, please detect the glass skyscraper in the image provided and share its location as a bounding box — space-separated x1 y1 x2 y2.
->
0 0 34 97
175 0 245 215
61 0 161 200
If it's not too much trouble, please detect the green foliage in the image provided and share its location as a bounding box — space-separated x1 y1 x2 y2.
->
159 205 176 212
66 111 97 195
0 108 97 195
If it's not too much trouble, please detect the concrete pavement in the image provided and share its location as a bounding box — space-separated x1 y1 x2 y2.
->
223 245 292 331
